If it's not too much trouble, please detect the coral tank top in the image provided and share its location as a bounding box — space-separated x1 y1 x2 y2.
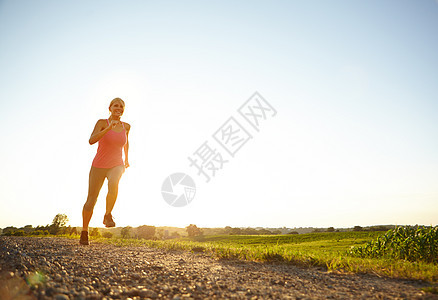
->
92 119 127 168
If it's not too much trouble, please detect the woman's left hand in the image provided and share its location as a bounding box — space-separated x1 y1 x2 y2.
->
125 160 130 168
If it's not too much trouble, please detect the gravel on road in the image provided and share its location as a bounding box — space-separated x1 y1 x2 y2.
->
0 236 436 299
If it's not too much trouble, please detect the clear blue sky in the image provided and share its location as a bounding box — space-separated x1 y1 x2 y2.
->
1 0 437 229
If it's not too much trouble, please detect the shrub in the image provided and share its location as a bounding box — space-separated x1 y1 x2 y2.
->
70 227 78 235
31 230 46 236
102 232 113 238
13 230 25 236
89 228 101 238
137 225 156 239
170 231 181 238
349 225 438 263
353 226 363 231
2 227 17 235
186 224 203 237
121 226 132 238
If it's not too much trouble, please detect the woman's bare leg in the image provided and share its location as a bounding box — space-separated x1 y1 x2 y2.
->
105 165 125 216
82 167 106 231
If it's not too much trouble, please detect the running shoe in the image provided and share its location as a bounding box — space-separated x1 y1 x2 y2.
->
79 231 89 245
103 214 116 228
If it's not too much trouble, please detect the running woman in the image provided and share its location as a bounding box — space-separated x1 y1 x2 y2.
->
80 98 130 245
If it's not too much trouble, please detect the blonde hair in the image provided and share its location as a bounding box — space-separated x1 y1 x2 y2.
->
109 97 125 110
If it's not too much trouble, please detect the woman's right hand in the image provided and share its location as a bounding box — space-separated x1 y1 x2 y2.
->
89 119 117 145
108 120 120 130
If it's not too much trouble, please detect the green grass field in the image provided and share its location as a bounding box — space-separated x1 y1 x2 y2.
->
95 231 438 283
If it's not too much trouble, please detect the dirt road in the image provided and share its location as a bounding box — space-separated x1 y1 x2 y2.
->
0 236 436 299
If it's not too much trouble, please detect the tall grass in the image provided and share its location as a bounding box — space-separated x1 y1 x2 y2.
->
95 231 438 283
349 226 438 263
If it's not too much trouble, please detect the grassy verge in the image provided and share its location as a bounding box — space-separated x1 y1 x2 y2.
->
87 232 438 283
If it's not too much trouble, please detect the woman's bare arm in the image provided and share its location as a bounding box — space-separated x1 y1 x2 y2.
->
124 123 130 168
89 120 112 145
